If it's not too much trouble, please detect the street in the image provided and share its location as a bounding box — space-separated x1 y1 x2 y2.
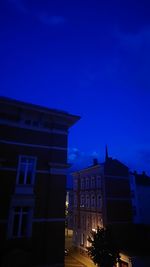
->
65 231 96 267
65 254 86 267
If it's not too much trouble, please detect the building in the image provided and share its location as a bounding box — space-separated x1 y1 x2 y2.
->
130 171 150 224
72 149 132 251
65 188 74 231
0 96 80 267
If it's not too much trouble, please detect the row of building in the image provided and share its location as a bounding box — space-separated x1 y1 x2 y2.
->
66 151 150 266
1 96 150 267
0 96 80 267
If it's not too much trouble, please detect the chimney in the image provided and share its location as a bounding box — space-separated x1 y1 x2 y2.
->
93 158 98 165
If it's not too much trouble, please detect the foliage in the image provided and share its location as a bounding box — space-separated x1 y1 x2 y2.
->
87 226 120 267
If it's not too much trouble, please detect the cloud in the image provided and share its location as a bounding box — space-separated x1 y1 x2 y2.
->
68 147 100 167
8 0 66 26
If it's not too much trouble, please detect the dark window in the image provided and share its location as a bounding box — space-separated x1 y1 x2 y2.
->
17 156 36 185
12 207 30 238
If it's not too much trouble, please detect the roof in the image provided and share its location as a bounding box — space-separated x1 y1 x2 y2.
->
71 163 103 175
0 96 80 127
135 173 150 186
104 157 129 177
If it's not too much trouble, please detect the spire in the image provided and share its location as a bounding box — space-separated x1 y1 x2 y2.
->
105 145 109 161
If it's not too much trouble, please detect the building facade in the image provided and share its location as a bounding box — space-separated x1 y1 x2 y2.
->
130 171 150 224
72 153 132 251
0 97 80 266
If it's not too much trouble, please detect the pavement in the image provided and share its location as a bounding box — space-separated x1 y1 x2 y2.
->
65 233 96 267
70 249 96 267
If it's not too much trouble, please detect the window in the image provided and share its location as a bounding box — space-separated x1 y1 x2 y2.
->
97 194 102 208
87 216 91 229
80 195 84 207
17 156 36 185
74 194 77 207
86 195 90 208
91 195 96 207
91 177 95 189
81 178 85 190
81 216 85 229
11 207 31 238
92 216 96 229
96 176 101 188
80 233 84 246
86 177 89 189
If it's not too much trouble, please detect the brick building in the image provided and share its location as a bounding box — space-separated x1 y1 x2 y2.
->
0 96 80 266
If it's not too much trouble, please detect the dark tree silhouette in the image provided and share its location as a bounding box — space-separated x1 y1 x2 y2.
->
87 226 120 267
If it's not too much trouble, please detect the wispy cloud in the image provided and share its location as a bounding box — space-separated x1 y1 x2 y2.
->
9 0 66 26
68 147 100 167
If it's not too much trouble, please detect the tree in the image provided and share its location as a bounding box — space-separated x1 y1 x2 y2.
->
87 226 120 267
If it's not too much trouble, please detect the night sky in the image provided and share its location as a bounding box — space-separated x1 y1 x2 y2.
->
1 0 150 181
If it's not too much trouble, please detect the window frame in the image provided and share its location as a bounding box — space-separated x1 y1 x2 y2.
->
16 155 37 185
8 206 33 239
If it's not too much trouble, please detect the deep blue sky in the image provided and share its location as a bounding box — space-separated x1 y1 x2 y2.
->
1 0 150 178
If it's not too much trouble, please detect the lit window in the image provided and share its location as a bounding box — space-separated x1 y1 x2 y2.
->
80 195 85 207
92 216 96 229
11 207 31 238
16 156 36 185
